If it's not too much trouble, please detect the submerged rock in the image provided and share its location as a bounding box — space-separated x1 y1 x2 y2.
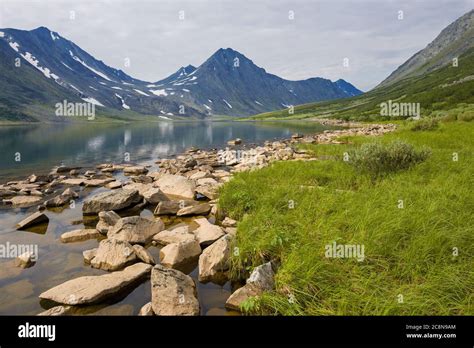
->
15 251 36 269
60 229 101 243
37 305 74 316
39 263 152 305
3 195 42 207
151 264 200 316
16 211 49 230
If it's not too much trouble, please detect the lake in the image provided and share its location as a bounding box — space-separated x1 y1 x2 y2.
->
0 120 334 315
0 120 334 183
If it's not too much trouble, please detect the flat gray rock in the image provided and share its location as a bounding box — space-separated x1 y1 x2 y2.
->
39 263 152 305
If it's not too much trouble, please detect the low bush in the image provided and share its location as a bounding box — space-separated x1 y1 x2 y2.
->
410 118 439 131
347 140 430 176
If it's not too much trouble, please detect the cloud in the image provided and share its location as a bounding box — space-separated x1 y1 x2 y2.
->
1 0 472 90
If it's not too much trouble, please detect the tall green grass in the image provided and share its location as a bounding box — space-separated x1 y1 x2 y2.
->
219 121 474 315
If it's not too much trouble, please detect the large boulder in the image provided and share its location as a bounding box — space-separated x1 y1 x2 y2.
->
107 216 164 244
152 224 196 245
82 189 142 214
192 218 225 247
60 229 101 243
39 263 152 305
151 265 200 316
198 235 232 284
90 239 137 271
155 174 196 199
159 240 201 269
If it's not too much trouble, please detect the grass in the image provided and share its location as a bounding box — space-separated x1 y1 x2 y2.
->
219 119 474 315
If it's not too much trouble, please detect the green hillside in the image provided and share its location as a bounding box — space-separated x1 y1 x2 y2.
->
249 47 474 122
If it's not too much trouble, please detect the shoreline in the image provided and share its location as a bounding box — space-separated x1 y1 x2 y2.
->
0 119 396 316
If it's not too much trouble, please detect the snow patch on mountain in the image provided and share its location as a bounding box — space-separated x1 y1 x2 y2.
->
9 42 19 52
223 99 233 108
133 89 149 96
20 52 58 79
70 50 113 81
61 62 73 70
70 84 83 93
82 97 104 107
115 93 130 109
150 89 168 96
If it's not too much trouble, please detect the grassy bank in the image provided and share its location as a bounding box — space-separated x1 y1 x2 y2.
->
219 119 474 315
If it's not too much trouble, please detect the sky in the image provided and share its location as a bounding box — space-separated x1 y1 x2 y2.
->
0 0 472 91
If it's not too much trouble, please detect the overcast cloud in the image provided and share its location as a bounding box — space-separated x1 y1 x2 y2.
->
0 0 472 90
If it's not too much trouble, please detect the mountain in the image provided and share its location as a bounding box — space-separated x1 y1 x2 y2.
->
0 27 361 121
153 48 362 116
251 9 474 121
378 9 474 87
0 26 205 121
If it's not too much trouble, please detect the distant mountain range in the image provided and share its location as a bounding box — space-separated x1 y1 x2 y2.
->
0 27 361 122
251 9 474 121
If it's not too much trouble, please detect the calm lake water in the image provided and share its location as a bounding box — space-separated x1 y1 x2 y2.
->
0 120 334 315
0 121 333 182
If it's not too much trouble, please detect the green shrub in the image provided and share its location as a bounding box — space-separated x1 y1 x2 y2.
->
459 110 474 122
348 140 430 176
410 118 439 131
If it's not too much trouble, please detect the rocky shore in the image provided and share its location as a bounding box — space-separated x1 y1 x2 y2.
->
0 120 396 315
